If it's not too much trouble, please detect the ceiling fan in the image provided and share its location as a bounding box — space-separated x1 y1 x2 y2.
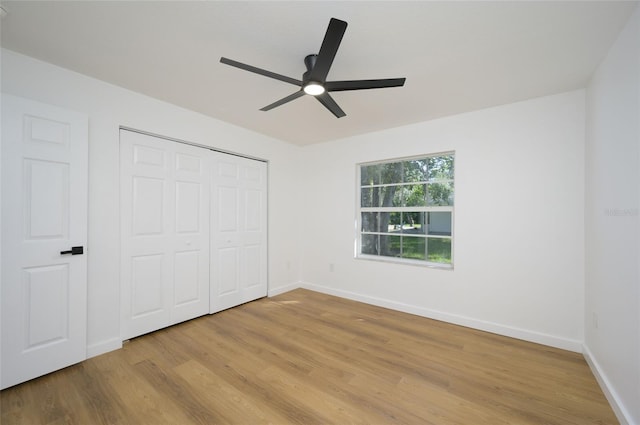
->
220 18 406 118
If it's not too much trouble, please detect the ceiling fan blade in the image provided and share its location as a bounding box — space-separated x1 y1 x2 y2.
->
260 90 306 111
309 18 347 83
326 78 406 92
220 57 302 86
315 92 346 118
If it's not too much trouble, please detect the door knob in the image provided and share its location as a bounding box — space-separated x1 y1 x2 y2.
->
60 246 83 255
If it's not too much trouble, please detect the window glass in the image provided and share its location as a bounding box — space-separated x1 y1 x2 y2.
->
401 212 427 234
427 155 454 180
403 184 427 207
360 164 381 186
427 181 454 206
402 236 426 260
361 234 378 255
380 235 401 257
361 212 380 233
403 159 429 183
427 238 452 264
379 162 403 185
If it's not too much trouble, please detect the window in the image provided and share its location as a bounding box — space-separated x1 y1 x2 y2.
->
357 153 454 267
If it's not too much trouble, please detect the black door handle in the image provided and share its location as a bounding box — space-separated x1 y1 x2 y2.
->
60 246 83 255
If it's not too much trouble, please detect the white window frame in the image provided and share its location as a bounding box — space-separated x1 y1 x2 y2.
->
355 152 455 269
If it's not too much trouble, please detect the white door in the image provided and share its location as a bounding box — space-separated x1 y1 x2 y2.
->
1 95 88 389
211 152 268 313
120 130 210 339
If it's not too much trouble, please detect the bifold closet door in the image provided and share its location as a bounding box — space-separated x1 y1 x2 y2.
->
211 153 268 313
120 130 210 339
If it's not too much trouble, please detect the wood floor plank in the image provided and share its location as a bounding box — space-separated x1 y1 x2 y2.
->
173 358 294 425
89 348 197 424
0 289 619 424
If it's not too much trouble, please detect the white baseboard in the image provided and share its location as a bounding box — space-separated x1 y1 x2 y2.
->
268 281 302 297
583 345 633 425
86 337 122 359
300 281 583 353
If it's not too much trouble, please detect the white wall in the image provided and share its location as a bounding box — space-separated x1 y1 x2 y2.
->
585 5 640 424
299 90 586 352
1 49 303 357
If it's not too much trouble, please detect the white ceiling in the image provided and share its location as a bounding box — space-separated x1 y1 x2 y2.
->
1 1 637 145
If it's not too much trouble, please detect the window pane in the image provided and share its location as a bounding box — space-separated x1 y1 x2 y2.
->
402 212 427 234
361 234 378 255
380 162 403 185
383 212 401 233
403 184 427 207
402 236 426 260
379 235 401 257
361 164 381 186
427 238 452 264
362 185 403 208
361 187 379 208
390 185 403 207
403 159 428 183
427 181 454 206
361 212 380 233
427 155 454 181
427 212 452 236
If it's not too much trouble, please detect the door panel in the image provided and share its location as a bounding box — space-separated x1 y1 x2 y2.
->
172 145 209 324
174 251 201 305
1 95 88 389
134 144 165 167
244 189 262 231
120 130 210 339
218 186 238 231
244 245 262 288
133 177 164 235
175 182 201 232
23 265 69 348
218 248 239 296
131 254 165 317
211 154 267 313
25 159 70 239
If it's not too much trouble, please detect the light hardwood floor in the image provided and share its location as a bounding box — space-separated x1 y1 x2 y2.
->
1 289 618 424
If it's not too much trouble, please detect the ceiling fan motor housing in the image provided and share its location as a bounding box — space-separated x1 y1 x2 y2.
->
303 54 319 82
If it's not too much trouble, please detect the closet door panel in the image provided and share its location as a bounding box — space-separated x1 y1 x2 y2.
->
211 154 267 313
120 130 210 339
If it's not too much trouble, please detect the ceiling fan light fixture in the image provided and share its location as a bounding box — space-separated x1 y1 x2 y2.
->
303 82 325 96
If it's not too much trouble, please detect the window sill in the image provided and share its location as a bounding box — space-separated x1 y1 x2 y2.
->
355 254 454 270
